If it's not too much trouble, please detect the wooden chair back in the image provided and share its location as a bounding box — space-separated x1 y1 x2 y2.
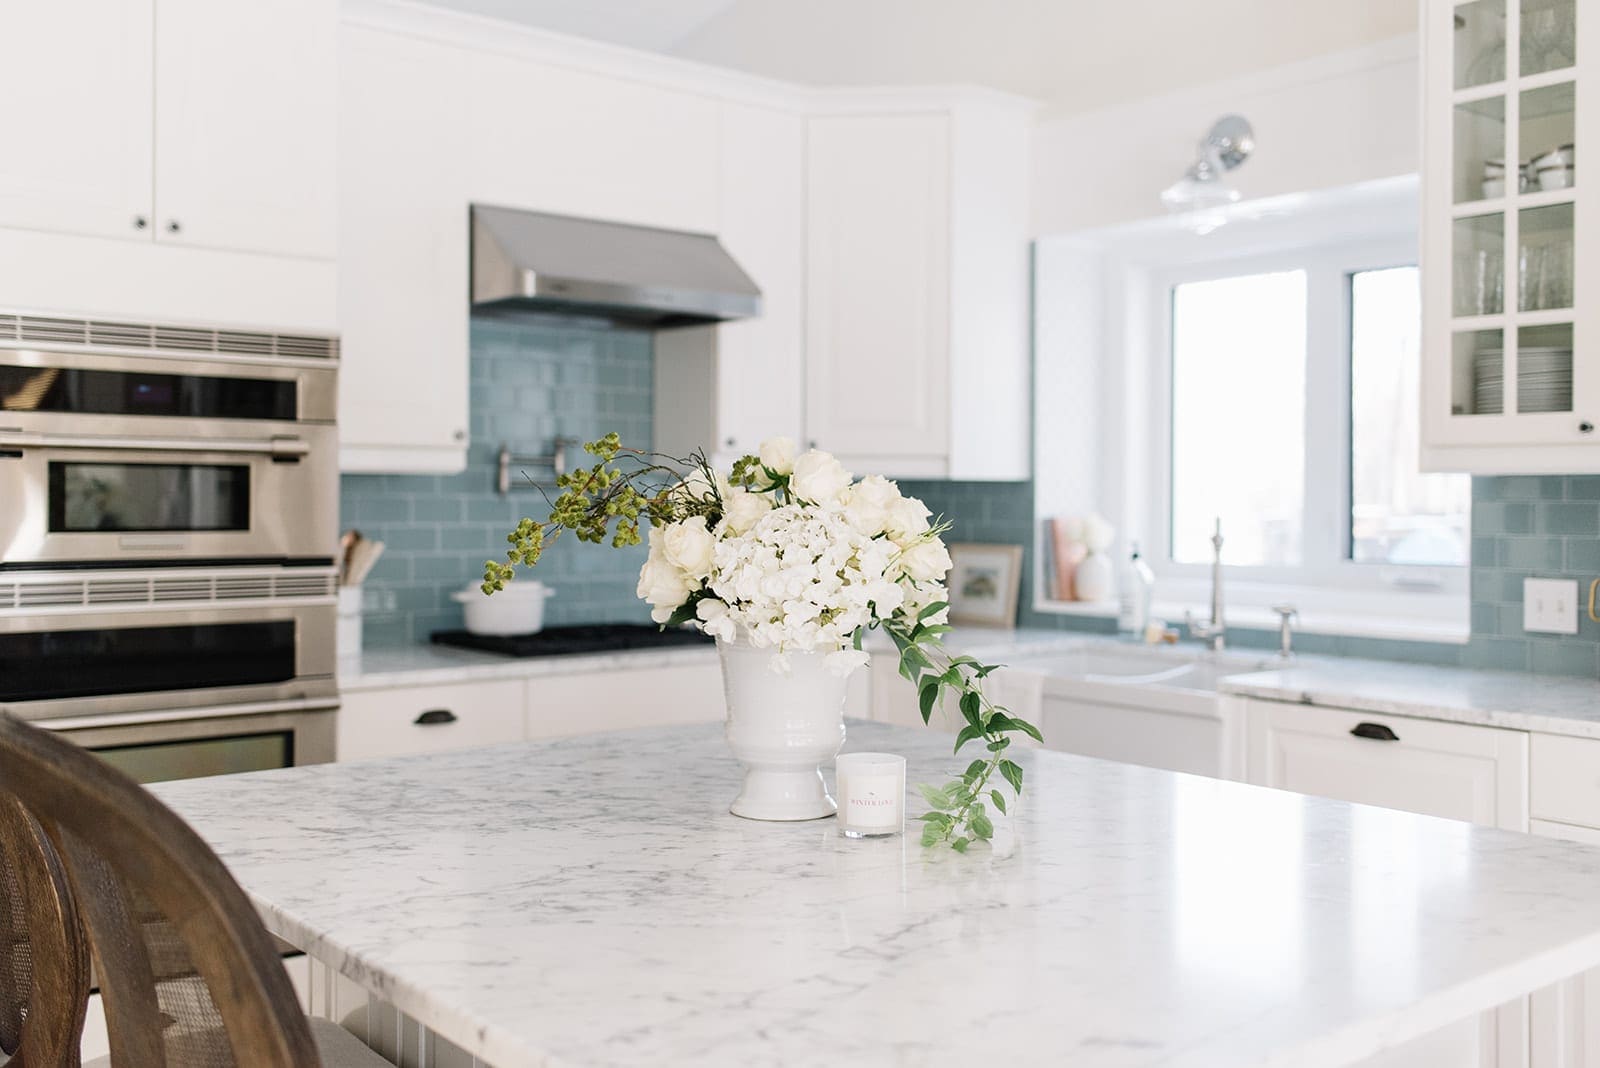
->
0 792 90 1067
0 713 320 1068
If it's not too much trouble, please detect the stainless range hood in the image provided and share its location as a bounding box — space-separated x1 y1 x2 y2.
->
470 205 761 328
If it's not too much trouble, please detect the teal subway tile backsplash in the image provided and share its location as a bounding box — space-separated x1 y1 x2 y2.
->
341 316 654 645
901 473 1600 676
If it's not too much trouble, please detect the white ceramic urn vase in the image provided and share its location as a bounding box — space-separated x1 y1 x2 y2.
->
718 640 848 821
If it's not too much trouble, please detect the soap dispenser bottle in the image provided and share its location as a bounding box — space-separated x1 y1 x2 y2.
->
1117 543 1155 637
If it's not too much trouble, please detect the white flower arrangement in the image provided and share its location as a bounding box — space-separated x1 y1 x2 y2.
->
484 433 1040 851
632 441 950 677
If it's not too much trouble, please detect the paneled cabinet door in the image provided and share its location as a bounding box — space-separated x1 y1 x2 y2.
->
1245 700 1529 830
337 25 472 473
0 0 154 241
153 0 337 260
805 113 951 462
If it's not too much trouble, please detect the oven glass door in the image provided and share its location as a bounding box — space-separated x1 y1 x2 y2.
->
0 363 298 420
50 460 251 533
0 620 297 703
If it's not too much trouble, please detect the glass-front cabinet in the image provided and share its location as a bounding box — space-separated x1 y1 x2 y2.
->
1423 0 1597 472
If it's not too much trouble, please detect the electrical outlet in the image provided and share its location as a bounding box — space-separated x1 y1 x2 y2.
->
1524 578 1579 635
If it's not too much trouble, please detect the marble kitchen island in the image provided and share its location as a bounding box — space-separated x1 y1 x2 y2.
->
151 721 1600 1067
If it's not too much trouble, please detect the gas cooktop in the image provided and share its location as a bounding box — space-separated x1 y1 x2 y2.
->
430 623 714 658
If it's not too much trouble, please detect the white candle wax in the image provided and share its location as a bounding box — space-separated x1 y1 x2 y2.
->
835 752 906 838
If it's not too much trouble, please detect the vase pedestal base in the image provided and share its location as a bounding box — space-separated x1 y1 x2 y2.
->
730 767 837 822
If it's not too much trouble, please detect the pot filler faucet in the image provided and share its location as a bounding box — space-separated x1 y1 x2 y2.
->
1185 518 1226 652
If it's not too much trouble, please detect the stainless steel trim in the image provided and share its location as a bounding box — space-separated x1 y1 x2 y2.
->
0 430 310 457
0 309 338 362
40 695 341 732
45 704 338 768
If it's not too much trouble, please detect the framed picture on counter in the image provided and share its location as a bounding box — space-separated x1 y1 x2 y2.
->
946 543 1023 629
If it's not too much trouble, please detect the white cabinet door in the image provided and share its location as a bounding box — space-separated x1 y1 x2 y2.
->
338 679 525 761
337 25 472 473
653 102 805 466
1530 818 1600 1068
1040 693 1232 780
152 0 337 260
525 663 725 738
805 113 951 465
0 1 154 241
1246 700 1529 831
467 52 717 233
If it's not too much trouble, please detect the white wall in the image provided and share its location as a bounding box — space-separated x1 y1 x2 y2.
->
1031 36 1420 236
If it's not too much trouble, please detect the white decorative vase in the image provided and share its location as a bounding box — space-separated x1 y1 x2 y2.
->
718 640 848 821
1074 550 1114 602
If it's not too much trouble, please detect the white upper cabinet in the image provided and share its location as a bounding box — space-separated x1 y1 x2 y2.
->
654 100 806 465
0 0 336 263
466 53 719 235
153 0 338 260
1422 0 1598 472
804 94 1033 480
337 24 472 473
0 1 155 242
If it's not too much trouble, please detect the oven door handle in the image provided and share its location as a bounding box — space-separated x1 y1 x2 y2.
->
32 696 340 732
0 431 310 458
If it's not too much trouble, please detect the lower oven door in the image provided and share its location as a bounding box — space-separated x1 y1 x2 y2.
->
41 700 338 784
0 599 336 722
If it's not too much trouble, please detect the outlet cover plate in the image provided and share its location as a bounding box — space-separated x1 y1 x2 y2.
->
1524 578 1579 635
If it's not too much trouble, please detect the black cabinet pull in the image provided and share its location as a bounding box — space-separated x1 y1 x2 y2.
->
414 709 457 726
1350 722 1399 742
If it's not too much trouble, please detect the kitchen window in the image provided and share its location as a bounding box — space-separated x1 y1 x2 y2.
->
1148 233 1470 638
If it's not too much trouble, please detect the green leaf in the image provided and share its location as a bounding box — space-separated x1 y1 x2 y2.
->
958 691 982 727
999 759 1024 794
916 783 953 810
950 836 971 853
990 790 1007 815
921 823 943 847
918 680 940 724
971 811 994 840
917 600 950 622
964 759 988 782
852 626 865 651
954 723 985 753
916 812 954 827
1010 716 1044 744
986 739 1008 752
919 624 954 639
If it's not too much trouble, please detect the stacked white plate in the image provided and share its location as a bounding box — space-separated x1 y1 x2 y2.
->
1473 346 1572 414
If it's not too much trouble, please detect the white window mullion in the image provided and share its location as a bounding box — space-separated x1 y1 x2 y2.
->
1302 260 1351 573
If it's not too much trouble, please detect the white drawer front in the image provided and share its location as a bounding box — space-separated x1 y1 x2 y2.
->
1246 701 1529 831
338 680 525 761
524 663 725 739
1531 733 1600 831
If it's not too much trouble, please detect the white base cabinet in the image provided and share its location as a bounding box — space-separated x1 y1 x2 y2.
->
1245 699 1529 831
1042 688 1243 780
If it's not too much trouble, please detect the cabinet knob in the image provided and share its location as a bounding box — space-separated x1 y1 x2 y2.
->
807 439 818 450
1580 421 1594 434
414 709 457 726
453 428 466 442
166 220 181 234
133 216 148 230
724 436 736 448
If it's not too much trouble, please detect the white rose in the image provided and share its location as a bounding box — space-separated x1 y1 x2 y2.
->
758 436 798 477
789 450 852 506
720 488 773 536
842 475 901 536
660 516 716 580
637 528 698 621
900 539 953 583
885 494 932 541
673 468 718 505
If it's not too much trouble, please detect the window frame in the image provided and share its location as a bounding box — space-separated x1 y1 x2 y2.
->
1134 235 1469 634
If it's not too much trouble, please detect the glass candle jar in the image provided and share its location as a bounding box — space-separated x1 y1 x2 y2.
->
835 752 906 838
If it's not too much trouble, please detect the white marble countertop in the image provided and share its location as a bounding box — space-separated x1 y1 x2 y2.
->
1220 659 1600 740
152 721 1600 1068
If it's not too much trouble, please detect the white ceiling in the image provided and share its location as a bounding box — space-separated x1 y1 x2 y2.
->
420 0 1417 116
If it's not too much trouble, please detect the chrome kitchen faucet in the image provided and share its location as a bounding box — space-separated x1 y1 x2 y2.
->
1185 518 1226 652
